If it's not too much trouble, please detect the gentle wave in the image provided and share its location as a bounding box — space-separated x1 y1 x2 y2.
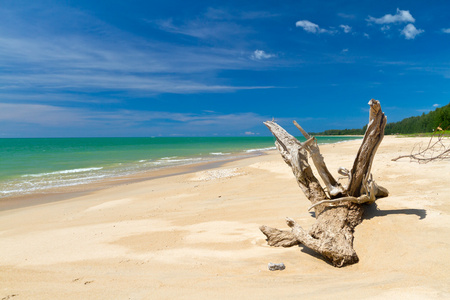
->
21 167 104 178
0 156 230 198
245 147 276 153
210 152 231 156
0 174 109 196
156 157 203 163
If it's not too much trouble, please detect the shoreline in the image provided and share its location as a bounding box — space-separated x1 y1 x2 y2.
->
0 136 363 211
0 153 268 211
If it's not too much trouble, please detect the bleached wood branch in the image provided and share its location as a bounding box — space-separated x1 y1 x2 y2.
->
293 121 345 197
392 127 450 163
347 99 387 197
308 195 371 211
264 121 329 205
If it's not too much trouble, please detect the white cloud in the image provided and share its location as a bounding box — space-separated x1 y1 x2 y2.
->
367 8 415 24
341 48 349 53
442 28 450 34
363 33 370 38
296 20 333 34
366 8 423 39
296 20 320 33
251 50 275 60
433 104 440 107
339 25 351 33
401 24 424 39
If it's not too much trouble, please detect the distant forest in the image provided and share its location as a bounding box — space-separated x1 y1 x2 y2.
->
310 102 450 135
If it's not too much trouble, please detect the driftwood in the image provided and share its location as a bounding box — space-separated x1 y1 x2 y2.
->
260 99 388 267
392 126 450 163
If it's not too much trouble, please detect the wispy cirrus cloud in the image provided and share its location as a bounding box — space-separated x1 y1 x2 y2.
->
442 28 450 34
0 71 273 97
0 31 253 75
0 103 84 126
154 18 250 41
337 13 356 19
152 7 278 41
204 7 279 20
0 102 271 137
0 5 278 105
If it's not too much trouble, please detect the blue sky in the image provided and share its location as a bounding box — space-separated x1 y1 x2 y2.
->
1 0 449 137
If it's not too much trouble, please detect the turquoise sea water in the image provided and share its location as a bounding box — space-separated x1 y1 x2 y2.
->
0 136 361 198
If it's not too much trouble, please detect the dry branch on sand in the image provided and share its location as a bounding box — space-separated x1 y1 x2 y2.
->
260 99 389 267
392 127 450 163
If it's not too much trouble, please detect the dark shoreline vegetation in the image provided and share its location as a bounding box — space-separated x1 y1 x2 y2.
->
310 102 450 136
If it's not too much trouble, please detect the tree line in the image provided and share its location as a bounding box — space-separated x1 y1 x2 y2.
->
310 102 450 135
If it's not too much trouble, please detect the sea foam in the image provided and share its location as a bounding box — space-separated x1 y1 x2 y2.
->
22 167 104 178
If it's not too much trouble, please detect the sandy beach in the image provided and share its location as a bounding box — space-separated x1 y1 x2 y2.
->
1 136 449 299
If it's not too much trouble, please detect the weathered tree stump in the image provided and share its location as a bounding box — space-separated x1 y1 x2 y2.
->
260 99 388 267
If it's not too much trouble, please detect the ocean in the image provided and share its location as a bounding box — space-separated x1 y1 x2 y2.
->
0 136 361 198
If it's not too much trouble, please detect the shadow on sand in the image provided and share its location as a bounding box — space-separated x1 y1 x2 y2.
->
364 202 427 220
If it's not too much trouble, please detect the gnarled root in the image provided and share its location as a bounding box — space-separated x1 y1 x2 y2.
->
259 225 299 247
286 217 359 267
260 217 359 267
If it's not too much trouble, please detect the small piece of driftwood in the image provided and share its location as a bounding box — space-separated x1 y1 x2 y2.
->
392 126 450 163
